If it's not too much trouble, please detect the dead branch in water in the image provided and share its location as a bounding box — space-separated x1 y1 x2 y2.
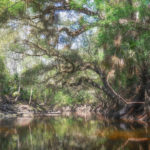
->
117 137 150 150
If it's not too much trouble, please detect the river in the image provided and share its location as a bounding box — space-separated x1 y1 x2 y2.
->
0 116 149 150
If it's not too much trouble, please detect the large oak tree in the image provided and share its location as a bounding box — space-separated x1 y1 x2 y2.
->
1 0 150 120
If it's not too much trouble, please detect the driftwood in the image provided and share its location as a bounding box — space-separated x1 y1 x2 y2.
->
117 138 150 150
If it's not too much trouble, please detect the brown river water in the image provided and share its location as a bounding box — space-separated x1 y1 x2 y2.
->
0 116 150 150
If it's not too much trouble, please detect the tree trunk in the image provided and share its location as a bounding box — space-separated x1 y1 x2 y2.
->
29 88 33 105
112 64 150 120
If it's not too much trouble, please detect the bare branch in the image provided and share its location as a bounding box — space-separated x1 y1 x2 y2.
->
43 5 99 16
23 40 50 56
64 76 102 90
59 26 87 37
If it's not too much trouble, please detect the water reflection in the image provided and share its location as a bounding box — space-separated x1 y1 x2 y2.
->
0 116 150 150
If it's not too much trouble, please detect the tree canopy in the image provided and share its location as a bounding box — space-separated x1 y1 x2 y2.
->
0 0 150 120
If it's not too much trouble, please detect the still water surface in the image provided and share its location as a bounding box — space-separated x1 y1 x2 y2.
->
0 116 150 150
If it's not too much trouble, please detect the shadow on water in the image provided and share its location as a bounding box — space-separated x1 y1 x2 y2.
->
0 116 150 150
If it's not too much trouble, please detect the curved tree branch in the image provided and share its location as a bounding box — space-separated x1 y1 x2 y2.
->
59 26 87 37
43 5 99 16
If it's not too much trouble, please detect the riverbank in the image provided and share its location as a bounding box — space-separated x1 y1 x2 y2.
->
0 102 34 118
0 101 149 124
0 101 102 119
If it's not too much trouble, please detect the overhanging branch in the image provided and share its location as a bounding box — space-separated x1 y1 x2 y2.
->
62 76 102 90
43 5 99 16
59 26 87 37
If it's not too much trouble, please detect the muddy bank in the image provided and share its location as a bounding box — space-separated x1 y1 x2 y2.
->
0 103 35 118
0 102 102 118
0 102 149 124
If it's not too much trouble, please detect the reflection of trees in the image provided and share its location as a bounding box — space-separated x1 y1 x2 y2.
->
0 117 150 150
118 138 150 150
97 122 150 150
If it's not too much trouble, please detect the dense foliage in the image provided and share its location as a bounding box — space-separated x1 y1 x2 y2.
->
0 0 150 120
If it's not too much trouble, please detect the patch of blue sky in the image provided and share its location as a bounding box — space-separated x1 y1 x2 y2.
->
83 15 98 23
54 2 63 7
57 10 81 23
19 25 31 40
7 20 19 30
40 34 46 39
83 0 97 12
57 9 97 28
44 14 50 20
71 27 97 50
70 22 80 31
57 30 82 50
71 36 82 49
58 32 70 44
57 26 97 50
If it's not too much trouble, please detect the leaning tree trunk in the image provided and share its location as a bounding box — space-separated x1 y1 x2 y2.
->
112 63 150 121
